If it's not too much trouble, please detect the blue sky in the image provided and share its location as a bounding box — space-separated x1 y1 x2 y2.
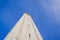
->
0 0 60 40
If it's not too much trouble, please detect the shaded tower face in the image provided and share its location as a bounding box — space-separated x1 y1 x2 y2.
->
4 13 43 40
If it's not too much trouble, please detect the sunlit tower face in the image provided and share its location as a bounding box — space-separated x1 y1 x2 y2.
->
4 13 43 40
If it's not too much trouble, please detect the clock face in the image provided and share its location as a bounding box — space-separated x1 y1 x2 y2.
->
4 13 43 40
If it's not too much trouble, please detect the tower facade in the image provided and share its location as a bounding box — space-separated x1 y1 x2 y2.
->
4 13 43 40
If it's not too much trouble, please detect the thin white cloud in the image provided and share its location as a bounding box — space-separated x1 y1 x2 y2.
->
37 0 60 23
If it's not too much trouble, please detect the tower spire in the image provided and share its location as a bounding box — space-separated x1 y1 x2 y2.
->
4 12 43 40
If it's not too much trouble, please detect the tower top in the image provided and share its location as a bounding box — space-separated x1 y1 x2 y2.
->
24 12 30 16
4 12 43 40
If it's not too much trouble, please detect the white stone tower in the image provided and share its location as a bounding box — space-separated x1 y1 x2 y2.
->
4 13 43 40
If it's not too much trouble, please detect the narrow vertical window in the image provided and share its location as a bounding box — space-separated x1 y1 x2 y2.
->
29 33 31 38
